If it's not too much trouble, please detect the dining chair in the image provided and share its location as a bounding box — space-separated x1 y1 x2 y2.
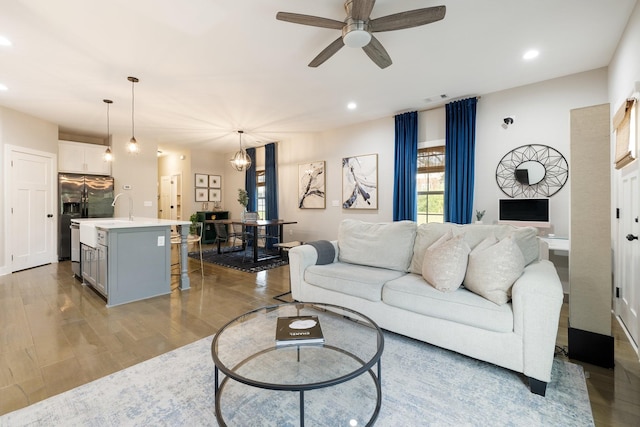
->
213 222 231 253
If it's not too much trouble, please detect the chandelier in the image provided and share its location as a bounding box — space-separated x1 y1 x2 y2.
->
230 130 252 171
103 99 113 162
127 76 140 154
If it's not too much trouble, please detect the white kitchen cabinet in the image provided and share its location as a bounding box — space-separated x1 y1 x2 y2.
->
59 140 111 175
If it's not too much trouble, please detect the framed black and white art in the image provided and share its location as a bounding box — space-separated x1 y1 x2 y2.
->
342 154 377 209
298 161 325 209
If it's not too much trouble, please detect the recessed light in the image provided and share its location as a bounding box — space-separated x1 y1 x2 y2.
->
0 36 12 46
523 49 539 60
0 83 8 91
347 102 357 110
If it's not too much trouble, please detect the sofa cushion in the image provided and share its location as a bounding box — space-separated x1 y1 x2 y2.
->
305 262 405 302
383 273 514 333
422 233 470 292
409 223 539 274
464 236 525 305
338 219 417 272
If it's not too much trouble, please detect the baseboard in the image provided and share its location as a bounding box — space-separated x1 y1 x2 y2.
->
568 326 615 368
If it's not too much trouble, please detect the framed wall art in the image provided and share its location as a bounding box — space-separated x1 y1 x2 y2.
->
209 188 221 202
195 173 208 188
195 187 208 202
298 161 326 209
209 175 221 188
342 154 377 209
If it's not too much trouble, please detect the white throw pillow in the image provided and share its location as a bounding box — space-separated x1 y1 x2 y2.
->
464 236 525 305
422 233 470 292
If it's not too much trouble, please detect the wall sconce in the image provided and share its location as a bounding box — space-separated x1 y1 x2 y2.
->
502 116 514 129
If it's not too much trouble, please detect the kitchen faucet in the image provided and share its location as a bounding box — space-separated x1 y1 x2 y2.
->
112 193 134 221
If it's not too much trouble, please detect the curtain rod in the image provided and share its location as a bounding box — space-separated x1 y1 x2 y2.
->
414 95 482 114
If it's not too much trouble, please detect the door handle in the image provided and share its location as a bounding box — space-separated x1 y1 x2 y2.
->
626 234 639 241
47 214 53 218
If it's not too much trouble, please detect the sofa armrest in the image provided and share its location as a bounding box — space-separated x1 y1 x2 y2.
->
511 259 564 382
288 240 339 301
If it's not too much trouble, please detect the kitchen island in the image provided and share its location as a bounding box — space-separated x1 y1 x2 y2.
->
72 217 191 307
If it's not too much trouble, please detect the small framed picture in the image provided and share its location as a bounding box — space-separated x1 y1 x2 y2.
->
195 188 208 202
209 188 221 202
195 173 208 188
209 175 221 188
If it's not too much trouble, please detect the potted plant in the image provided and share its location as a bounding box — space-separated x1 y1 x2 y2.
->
237 189 249 221
475 210 486 224
189 213 198 235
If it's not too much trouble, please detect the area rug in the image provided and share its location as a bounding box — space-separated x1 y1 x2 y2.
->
0 332 593 427
190 248 288 273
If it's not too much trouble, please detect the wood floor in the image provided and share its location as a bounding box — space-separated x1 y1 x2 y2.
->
1 250 639 426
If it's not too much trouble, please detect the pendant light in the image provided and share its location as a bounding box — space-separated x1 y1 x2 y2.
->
230 130 252 171
103 99 113 162
127 76 140 154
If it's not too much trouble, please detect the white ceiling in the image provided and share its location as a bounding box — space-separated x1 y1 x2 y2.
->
0 0 636 152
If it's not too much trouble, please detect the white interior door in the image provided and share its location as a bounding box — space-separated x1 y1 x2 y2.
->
618 167 639 348
160 176 171 220
170 174 181 221
10 147 56 271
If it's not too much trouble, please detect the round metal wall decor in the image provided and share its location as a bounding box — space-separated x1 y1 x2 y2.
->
496 144 568 198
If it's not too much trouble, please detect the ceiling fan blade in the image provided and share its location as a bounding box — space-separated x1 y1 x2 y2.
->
370 5 446 32
362 35 392 69
276 12 345 30
309 37 345 67
350 0 376 20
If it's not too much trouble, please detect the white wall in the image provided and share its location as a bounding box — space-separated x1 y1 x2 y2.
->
474 68 609 238
109 132 158 219
272 69 608 244
277 121 394 243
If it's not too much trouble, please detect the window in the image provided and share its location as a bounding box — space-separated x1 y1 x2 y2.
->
417 146 445 224
256 170 266 219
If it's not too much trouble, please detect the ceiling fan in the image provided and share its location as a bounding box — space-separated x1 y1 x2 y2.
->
276 0 446 69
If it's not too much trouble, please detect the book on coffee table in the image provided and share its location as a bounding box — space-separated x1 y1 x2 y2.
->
275 315 325 346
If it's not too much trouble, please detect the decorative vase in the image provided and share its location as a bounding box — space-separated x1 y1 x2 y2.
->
240 208 247 222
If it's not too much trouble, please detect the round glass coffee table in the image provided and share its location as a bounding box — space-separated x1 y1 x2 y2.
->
211 302 384 426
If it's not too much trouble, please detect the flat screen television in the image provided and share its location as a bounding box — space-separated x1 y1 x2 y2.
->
499 198 549 222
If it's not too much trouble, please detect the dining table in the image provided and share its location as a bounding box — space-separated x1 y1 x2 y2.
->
206 219 298 263
237 219 298 262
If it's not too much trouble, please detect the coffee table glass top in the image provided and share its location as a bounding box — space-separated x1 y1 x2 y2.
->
211 302 384 389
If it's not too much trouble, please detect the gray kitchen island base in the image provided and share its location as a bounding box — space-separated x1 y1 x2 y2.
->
74 217 191 307
105 226 172 307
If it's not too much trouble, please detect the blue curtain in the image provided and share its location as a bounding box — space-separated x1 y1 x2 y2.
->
393 111 418 221
445 98 477 224
244 148 257 212
265 143 279 249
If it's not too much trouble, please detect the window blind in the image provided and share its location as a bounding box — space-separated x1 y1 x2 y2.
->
613 98 636 169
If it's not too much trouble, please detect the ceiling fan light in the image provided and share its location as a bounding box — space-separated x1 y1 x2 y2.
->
343 29 371 48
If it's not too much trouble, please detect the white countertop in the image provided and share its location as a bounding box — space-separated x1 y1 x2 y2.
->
74 218 190 247
72 217 190 229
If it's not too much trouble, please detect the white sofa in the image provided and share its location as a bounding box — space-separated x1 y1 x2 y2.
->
288 219 564 396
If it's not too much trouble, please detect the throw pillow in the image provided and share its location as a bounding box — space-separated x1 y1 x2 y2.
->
422 233 470 292
463 236 525 305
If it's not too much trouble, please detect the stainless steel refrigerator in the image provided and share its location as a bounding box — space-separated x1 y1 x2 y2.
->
58 173 114 261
